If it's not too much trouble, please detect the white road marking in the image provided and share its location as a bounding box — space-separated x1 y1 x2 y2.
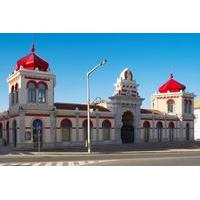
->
56 162 63 166
19 163 32 166
0 160 110 166
87 161 95 164
44 162 53 166
68 161 75 166
78 161 86 165
32 162 42 166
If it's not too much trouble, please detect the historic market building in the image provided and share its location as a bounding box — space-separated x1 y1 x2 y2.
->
0 45 195 149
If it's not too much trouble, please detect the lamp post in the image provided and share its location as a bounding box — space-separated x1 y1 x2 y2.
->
86 59 107 154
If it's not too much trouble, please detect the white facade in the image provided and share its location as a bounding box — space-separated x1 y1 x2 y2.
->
194 99 200 140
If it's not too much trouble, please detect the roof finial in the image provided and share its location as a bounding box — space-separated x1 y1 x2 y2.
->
31 43 35 53
170 73 173 79
31 33 35 53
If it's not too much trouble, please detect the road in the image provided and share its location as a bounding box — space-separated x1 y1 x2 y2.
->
1 149 200 165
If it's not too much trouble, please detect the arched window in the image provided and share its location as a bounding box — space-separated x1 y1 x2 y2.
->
33 119 43 148
186 123 190 141
0 123 3 139
184 100 188 113
102 120 111 141
83 120 93 145
167 99 174 113
143 121 150 142
38 83 47 103
15 84 19 104
169 122 175 142
11 85 14 105
61 119 72 142
28 82 36 103
188 100 192 114
156 122 163 142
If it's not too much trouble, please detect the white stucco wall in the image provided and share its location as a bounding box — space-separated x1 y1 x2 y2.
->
194 108 200 140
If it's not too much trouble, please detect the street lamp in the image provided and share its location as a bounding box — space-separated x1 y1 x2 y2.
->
86 59 107 153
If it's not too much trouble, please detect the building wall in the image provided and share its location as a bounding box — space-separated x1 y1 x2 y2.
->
194 108 200 140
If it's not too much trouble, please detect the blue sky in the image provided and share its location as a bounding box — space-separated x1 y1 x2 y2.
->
0 33 200 111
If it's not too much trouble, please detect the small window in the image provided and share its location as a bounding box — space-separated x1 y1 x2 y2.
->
184 100 188 113
15 84 19 104
11 86 14 105
28 82 36 103
167 100 174 113
188 100 192 114
38 83 46 103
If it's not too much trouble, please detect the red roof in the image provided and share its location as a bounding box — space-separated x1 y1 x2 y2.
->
159 73 186 93
15 45 49 72
141 108 164 115
54 103 110 112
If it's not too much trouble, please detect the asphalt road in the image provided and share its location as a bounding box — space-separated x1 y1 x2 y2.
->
1 149 200 165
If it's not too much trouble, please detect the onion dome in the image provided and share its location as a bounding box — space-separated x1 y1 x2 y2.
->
159 73 186 93
15 44 49 71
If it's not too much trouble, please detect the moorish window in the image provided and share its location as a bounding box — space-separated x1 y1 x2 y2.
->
188 100 192 114
167 99 174 113
28 82 36 103
102 120 111 141
11 85 14 105
38 83 47 103
61 119 72 142
184 100 188 113
15 84 19 104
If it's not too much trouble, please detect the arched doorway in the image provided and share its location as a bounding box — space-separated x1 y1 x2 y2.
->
186 123 190 141
121 111 134 143
169 122 174 142
33 119 43 148
102 120 111 141
143 121 150 142
156 122 163 142
12 120 17 147
0 123 3 140
6 122 9 145
60 119 72 142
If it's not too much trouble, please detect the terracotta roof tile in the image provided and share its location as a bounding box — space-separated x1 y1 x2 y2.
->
54 103 110 112
141 108 165 115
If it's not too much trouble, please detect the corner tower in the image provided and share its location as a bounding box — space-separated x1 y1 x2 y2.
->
6 45 56 148
7 45 56 110
151 73 194 118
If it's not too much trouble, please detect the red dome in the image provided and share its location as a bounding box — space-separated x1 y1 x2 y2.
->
159 73 186 93
15 45 49 72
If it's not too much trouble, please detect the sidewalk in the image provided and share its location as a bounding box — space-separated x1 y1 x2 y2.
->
1 141 200 156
